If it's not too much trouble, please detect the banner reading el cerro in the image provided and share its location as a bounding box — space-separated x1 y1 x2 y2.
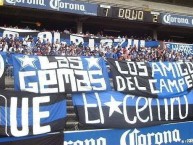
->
0 53 5 89
12 54 111 93
0 90 67 137
4 0 97 16
108 58 193 98
72 91 193 129
2 121 193 145
0 27 159 49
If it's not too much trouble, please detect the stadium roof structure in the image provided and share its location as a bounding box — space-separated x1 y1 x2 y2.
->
1 0 193 42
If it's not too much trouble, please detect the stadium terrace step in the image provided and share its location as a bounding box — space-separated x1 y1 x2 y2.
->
67 100 73 106
66 94 72 98
67 113 77 120
65 121 80 131
5 88 14 91
5 77 14 88
67 105 75 110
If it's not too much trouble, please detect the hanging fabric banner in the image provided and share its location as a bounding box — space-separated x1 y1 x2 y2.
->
72 91 193 128
1 121 193 145
0 133 64 145
107 58 193 98
0 27 159 48
0 90 67 137
12 54 111 93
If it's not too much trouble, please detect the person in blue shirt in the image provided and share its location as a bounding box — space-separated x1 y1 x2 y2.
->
105 47 112 58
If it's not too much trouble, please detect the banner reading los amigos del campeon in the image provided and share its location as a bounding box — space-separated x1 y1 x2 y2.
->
0 90 67 137
1 121 193 145
108 58 193 98
12 54 111 93
72 91 193 128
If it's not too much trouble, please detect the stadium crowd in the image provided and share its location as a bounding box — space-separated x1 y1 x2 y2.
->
0 27 192 62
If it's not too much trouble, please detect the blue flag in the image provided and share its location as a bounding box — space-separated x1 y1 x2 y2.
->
12 54 111 93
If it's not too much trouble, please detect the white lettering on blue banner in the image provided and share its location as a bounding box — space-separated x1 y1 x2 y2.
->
49 0 85 11
5 0 45 5
0 95 51 137
64 137 106 145
15 55 108 93
0 27 153 48
120 129 181 145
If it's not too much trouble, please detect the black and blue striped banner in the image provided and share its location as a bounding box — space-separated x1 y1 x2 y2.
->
0 90 67 137
0 133 63 145
72 91 193 128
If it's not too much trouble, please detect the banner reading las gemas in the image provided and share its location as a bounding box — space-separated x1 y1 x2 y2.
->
0 90 67 137
108 58 193 98
12 54 111 93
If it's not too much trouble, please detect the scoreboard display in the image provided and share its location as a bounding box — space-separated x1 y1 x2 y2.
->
144 11 162 23
112 7 144 21
97 5 161 24
97 5 113 17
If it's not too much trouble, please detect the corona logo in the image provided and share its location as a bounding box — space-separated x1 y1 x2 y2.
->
163 14 190 25
120 129 181 145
